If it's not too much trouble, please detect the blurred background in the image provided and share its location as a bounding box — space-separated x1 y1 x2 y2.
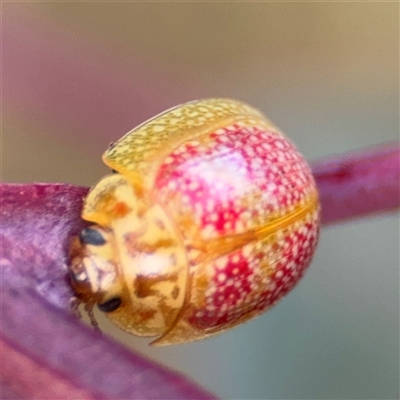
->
3 2 399 399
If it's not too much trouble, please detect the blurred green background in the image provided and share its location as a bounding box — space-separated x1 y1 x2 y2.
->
3 3 399 399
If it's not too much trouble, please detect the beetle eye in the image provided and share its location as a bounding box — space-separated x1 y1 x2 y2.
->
98 297 122 313
79 227 106 246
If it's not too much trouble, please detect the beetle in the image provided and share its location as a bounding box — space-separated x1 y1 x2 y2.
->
68 99 320 345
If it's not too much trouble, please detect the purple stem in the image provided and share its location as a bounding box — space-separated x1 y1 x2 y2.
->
1 273 215 400
313 143 400 224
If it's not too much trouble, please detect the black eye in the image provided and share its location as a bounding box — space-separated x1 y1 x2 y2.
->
79 228 106 246
98 297 122 313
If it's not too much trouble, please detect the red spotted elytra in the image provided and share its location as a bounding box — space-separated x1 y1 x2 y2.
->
68 99 320 345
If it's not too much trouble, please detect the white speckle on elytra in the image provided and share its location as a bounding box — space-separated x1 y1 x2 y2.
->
223 222 232 230
235 221 245 233
210 213 218 222
232 254 240 263
206 286 217 296
188 181 200 191
218 273 227 283
181 194 192 204
168 181 177 191
242 245 253 258
278 155 286 163
206 203 215 213
240 211 251 220
153 125 164 132
196 311 204 317
275 270 284 278
203 224 215 238
215 256 228 270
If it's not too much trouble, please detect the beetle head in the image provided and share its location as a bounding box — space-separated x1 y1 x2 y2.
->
68 226 123 311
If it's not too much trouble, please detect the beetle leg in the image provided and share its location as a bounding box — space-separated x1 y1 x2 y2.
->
84 300 101 332
69 296 82 319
